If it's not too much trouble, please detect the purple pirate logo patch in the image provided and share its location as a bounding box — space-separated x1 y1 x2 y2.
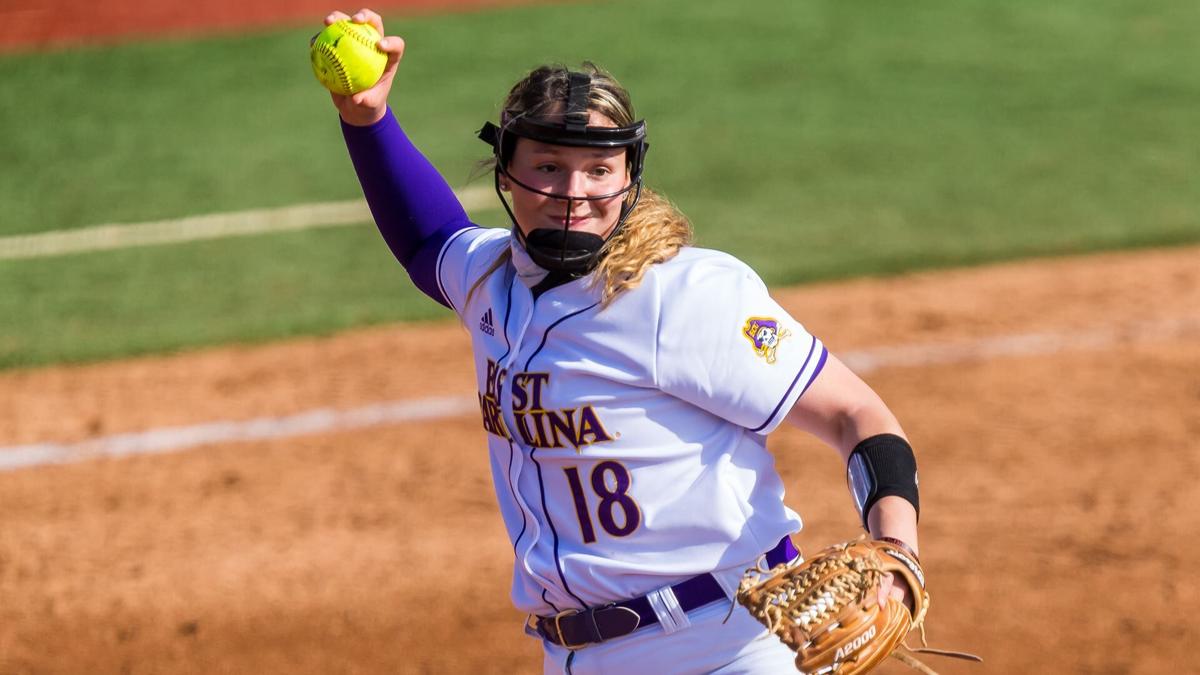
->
742 317 791 364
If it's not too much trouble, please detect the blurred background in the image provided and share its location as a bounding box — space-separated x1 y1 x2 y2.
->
1 0 1195 368
1 0 1197 673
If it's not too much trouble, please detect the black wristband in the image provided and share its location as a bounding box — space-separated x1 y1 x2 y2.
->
846 433 920 531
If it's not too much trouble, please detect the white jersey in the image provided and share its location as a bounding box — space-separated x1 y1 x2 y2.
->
436 226 828 616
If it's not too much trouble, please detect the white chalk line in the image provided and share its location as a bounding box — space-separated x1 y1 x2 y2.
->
0 315 1196 472
0 186 496 261
838 315 1200 372
0 396 479 472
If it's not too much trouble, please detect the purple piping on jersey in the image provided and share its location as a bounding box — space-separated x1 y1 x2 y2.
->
490 274 559 613
495 275 532 559
798 347 828 399
341 108 477 308
542 588 561 614
530 445 588 608
506 438 538 592
487 270 556 612
520 300 603 610
429 226 476 310
749 337 827 433
523 301 602 371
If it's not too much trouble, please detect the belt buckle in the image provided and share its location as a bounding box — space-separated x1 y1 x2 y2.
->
552 608 590 651
551 603 621 650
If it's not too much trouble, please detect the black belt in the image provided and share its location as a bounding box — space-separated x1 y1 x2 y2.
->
535 536 798 649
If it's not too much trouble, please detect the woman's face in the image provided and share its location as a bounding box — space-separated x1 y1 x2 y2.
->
503 112 631 240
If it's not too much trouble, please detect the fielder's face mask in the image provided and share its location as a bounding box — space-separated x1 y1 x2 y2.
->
478 71 648 277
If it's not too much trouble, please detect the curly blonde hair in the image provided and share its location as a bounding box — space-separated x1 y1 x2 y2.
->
591 187 692 306
469 63 692 308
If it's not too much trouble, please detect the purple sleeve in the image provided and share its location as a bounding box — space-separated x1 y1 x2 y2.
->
341 108 477 307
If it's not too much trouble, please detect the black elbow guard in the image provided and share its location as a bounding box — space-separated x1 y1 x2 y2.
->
846 433 920 531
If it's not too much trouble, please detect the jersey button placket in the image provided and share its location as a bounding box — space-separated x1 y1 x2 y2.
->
502 292 555 595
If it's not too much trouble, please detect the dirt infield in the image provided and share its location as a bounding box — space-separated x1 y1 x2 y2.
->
2 244 1198 674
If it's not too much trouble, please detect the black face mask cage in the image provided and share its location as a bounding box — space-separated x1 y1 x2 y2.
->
489 163 645 274
476 71 649 276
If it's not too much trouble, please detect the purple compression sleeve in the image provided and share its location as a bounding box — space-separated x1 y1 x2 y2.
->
341 108 478 307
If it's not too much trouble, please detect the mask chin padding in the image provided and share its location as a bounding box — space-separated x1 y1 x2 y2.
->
522 228 606 275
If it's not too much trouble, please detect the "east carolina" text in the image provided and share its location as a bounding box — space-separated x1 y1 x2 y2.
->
477 359 613 452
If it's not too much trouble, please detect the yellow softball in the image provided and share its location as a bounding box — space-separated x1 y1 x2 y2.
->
309 20 387 96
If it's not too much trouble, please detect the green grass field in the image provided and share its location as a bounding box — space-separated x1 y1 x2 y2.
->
1 0 1197 368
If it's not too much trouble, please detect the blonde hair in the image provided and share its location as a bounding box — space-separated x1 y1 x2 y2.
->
469 63 693 307
592 187 692 306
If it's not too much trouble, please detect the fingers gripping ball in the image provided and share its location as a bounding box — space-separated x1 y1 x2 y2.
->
310 20 387 96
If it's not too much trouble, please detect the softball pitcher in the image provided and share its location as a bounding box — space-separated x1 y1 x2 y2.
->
326 10 924 674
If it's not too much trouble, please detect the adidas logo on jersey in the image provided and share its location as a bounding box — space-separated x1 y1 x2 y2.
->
479 308 496 336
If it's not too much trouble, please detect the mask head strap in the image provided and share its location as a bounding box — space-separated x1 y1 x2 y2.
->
564 71 591 131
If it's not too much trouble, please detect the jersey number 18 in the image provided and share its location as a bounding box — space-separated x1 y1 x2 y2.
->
563 461 641 543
